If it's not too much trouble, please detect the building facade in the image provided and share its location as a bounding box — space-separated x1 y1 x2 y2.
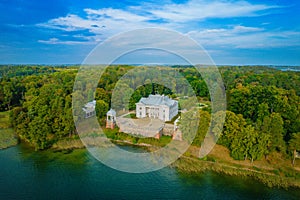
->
82 100 96 118
136 94 178 122
106 108 116 129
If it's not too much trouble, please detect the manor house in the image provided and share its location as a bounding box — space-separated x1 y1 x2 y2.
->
136 94 178 122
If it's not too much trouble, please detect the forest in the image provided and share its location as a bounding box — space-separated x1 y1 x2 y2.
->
0 65 299 164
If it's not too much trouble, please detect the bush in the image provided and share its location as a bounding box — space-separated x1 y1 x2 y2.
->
273 169 280 175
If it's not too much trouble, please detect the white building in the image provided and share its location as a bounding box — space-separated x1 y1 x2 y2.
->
106 108 116 129
136 94 178 122
82 100 96 118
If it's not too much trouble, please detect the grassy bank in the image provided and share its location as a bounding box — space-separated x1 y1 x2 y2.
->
0 111 19 149
0 111 11 129
52 138 85 150
172 145 300 189
49 134 300 188
0 128 18 149
173 156 300 189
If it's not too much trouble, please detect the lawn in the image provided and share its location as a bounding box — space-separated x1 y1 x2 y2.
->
0 111 11 128
123 113 137 119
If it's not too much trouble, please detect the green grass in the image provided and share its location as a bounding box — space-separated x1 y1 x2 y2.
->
165 113 181 124
0 128 18 149
0 111 11 129
123 113 137 119
0 111 16 149
173 155 300 188
252 166 261 171
52 138 84 150
138 135 172 147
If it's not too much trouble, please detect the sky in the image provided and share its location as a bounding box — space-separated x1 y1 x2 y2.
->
0 0 299 65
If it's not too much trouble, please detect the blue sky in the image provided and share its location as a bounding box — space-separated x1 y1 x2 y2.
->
0 0 299 65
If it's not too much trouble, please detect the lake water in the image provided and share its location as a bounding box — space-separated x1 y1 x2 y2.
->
0 144 299 200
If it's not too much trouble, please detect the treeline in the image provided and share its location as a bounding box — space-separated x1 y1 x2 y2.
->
220 66 300 95
0 65 299 160
0 65 57 78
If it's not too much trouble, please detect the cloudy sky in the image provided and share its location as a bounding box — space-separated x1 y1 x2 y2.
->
0 0 299 65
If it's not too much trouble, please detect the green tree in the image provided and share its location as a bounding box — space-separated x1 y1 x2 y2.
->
180 108 200 143
95 88 110 104
218 111 247 148
96 100 109 119
193 110 211 146
258 113 286 153
289 133 300 166
248 131 271 162
129 90 142 110
3 82 13 110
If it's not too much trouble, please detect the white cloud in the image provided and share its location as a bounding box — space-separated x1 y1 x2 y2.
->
35 0 299 50
145 0 278 22
38 37 93 45
37 0 277 34
232 25 264 33
84 8 151 22
188 26 300 48
37 7 157 43
38 14 94 32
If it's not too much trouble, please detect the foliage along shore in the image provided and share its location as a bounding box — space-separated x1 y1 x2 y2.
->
173 157 300 189
2 127 299 189
48 134 300 189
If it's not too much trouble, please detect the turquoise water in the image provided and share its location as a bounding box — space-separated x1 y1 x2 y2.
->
0 144 299 200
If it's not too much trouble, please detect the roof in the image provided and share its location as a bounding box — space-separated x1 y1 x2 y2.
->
137 94 177 107
82 100 96 113
85 100 96 108
107 108 116 116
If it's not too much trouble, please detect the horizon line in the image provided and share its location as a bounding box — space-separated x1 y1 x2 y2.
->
0 63 300 67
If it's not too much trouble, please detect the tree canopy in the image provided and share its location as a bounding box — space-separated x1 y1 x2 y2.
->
1 64 299 158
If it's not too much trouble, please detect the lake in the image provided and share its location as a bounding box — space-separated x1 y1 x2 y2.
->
0 144 299 200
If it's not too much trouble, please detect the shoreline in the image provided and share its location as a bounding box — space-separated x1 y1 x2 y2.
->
50 137 300 189
0 128 18 150
172 155 300 189
2 137 300 189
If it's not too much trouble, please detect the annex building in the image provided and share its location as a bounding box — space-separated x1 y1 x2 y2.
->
82 100 96 118
136 94 178 122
